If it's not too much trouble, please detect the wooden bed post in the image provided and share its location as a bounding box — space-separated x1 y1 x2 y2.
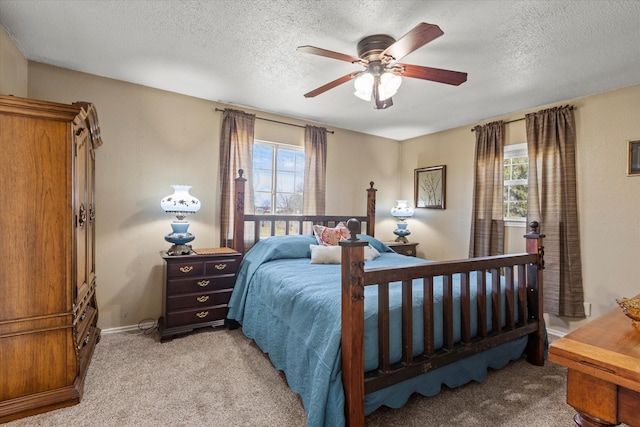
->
233 169 247 254
524 220 545 366
340 219 369 427
366 182 377 237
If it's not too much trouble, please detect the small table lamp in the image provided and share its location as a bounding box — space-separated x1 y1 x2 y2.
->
390 200 414 243
161 185 201 255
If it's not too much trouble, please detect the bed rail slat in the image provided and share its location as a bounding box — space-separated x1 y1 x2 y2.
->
401 280 413 365
491 269 501 334
518 264 527 324
378 282 390 373
476 270 487 338
460 271 471 344
505 266 515 330
443 274 454 350
423 277 434 356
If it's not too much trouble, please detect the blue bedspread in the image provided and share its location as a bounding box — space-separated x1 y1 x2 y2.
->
227 235 528 427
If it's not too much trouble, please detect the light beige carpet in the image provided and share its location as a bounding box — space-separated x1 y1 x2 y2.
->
6 328 580 426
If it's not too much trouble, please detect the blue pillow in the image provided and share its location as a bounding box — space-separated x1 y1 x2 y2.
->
356 234 394 253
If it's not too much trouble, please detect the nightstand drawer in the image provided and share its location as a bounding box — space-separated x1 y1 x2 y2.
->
166 289 233 311
166 274 236 295
164 306 228 328
167 261 205 278
386 242 419 257
205 257 239 275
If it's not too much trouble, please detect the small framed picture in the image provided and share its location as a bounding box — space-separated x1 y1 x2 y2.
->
415 165 446 209
628 139 640 176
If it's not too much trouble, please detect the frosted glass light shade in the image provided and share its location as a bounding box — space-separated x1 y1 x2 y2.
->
390 200 414 219
354 72 373 101
379 73 402 101
161 185 201 219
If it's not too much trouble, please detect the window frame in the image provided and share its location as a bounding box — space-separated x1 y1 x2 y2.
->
503 142 528 226
252 139 305 215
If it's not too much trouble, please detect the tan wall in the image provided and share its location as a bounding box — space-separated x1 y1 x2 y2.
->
0 26 27 97
26 62 400 329
400 84 640 334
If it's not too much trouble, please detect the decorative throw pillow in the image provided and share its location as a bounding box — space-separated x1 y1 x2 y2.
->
309 244 342 264
313 222 350 246
309 244 381 264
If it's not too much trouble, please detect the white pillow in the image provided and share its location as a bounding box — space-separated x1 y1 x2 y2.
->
365 244 381 260
309 244 380 264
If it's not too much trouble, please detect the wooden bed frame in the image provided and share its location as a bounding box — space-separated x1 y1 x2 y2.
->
232 171 545 426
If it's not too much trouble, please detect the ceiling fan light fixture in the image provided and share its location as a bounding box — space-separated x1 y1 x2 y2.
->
378 72 402 101
354 72 373 101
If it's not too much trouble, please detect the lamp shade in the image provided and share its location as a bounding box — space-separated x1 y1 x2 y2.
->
161 185 201 219
379 72 402 101
390 200 414 219
354 72 373 101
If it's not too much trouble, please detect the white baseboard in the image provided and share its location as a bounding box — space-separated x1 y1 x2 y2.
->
101 318 158 335
546 327 567 339
101 324 142 334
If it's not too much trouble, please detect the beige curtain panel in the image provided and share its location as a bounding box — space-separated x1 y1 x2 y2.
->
219 109 255 247
526 105 584 318
469 121 505 257
303 125 327 216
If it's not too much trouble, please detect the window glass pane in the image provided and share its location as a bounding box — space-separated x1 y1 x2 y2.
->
254 192 271 214
512 161 528 180
253 144 273 170
295 151 305 173
277 149 296 171
277 171 295 193
511 201 527 218
253 169 272 192
508 185 528 201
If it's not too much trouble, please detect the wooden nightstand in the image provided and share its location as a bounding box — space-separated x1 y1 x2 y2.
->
159 248 241 342
386 241 419 257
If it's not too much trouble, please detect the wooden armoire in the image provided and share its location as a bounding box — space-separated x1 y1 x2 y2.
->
0 95 102 422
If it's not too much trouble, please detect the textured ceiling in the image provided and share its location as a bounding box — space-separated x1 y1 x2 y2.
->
1 0 639 140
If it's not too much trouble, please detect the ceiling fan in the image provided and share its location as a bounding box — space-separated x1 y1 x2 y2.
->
297 22 467 109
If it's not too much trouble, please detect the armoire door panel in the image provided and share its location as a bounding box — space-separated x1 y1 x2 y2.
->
0 116 71 320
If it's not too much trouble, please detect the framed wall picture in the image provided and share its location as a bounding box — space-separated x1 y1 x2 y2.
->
415 165 446 209
628 139 640 176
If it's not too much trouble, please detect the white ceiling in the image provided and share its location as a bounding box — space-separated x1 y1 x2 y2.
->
1 0 639 141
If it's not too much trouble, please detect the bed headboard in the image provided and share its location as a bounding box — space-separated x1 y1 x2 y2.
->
231 169 377 254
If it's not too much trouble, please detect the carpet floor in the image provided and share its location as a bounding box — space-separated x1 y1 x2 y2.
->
5 327 581 426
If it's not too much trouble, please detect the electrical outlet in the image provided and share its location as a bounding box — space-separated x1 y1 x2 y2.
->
583 302 592 317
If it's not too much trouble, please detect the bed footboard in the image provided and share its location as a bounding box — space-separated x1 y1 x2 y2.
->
339 219 545 426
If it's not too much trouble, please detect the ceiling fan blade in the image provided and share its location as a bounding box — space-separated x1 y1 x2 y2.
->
399 63 467 86
297 45 362 64
303 72 360 98
380 22 444 63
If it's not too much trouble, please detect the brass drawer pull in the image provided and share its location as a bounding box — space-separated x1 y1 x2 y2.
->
197 280 210 287
179 265 194 273
406 250 413 255
196 311 209 319
214 263 227 270
197 295 209 303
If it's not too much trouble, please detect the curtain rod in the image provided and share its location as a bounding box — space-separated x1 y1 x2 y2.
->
471 105 576 132
215 108 335 134
470 117 524 132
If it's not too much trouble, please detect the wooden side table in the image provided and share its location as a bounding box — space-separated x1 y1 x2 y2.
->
159 248 241 342
548 300 640 427
385 241 419 257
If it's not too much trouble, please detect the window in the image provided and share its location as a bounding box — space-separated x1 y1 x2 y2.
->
252 140 304 214
503 143 528 223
